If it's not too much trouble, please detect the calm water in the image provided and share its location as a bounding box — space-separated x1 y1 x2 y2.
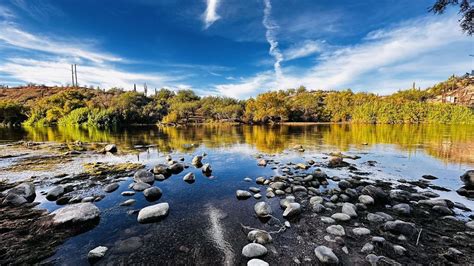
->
0 124 473 265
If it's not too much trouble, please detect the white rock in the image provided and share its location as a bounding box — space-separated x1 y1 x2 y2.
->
51 203 100 225
137 203 169 223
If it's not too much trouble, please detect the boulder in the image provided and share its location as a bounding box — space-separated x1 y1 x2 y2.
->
153 164 171 176
46 186 65 201
460 170 474 188
51 203 100 225
342 203 358 218
242 243 268 258
202 163 212 175
3 193 27 206
6 182 35 200
314 246 339 264
133 170 154 184
254 202 272 218
247 259 269 266
168 163 184 174
137 202 169 223
384 220 416 237
192 155 203 166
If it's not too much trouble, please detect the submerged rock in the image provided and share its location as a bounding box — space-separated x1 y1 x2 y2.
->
130 182 151 192
143 187 162 201
137 202 169 223
248 229 273 244
242 243 268 258
51 203 100 225
104 183 119 193
254 202 272 218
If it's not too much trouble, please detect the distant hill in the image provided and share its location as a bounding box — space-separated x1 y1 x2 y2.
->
426 74 474 108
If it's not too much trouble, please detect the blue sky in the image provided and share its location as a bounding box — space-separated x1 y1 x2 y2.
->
0 0 472 98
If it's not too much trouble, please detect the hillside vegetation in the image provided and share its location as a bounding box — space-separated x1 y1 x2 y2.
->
0 76 473 127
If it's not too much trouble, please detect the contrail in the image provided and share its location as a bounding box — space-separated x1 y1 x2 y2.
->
263 0 283 80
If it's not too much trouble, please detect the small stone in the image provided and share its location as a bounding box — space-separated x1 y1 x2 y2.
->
359 195 374 205
393 203 411 215
254 202 272 218
331 213 351 222
183 172 195 183
393 245 406 255
104 144 117 153
244 177 252 182
202 163 212 175
249 187 261 193
310 196 324 205
266 191 275 198
256 177 266 184
285 221 291 227
283 203 301 217
248 230 272 244
342 203 358 218
321 217 336 224
104 183 119 193
143 187 162 201
137 202 169 223
242 243 267 258
361 243 374 253
236 190 252 199
312 203 326 213
314 245 339 264
257 159 267 167
465 221 474 229
51 203 100 225
120 199 136 206
46 186 65 201
121 191 135 196
133 170 154 184
383 220 416 237
247 259 269 266
88 246 108 262
130 182 151 192
326 225 345 236
253 193 262 199
353 227 371 236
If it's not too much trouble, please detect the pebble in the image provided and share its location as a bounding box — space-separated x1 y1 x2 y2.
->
249 187 261 193
253 193 262 199
353 227 371 236
331 213 351 222
121 191 135 196
236 190 252 199
242 243 268 258
342 203 358 218
393 203 411 215
326 225 345 236
104 183 119 193
361 243 374 253
88 246 108 262
321 217 336 224
137 202 169 223
314 245 339 264
247 259 269 266
120 199 136 206
359 195 374 205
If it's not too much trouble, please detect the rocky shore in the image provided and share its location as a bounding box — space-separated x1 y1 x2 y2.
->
0 141 473 265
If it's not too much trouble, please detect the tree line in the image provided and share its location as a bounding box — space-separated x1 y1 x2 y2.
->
0 77 473 127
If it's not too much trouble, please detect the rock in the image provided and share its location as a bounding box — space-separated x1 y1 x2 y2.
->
454 202 471 211
143 187 162 201
248 230 272 244
418 199 454 208
121 191 135 196
393 203 411 215
353 227 371 236
81 196 95 202
314 245 339 264
422 174 438 180
342 203 358 218
153 164 170 176
328 157 349 168
242 243 268 258
51 203 100 225
244 177 252 182
361 243 374 253
137 202 169 223
433 205 454 215
104 183 119 193
367 212 393 223
6 182 35 200
366 254 379 265
338 180 352 190
249 187 261 193
236 190 252 199
254 202 272 218
280 196 295 208
46 186 65 200
202 163 212 175
155 174 166 181
393 245 406 255
183 172 195 183
460 170 474 188
361 185 388 202
133 170 155 184
3 193 27 206
310 196 324 205
283 203 301 217
88 246 108 262
359 195 374 205
466 221 474 229
326 225 345 236
115 236 143 253
257 159 267 167
104 144 117 153
384 220 416 236
295 163 308 170
312 203 326 213
321 217 336 224
270 182 286 190
293 185 307 193
130 182 151 191
266 191 275 198
253 193 262 199
168 163 184 174
284 221 291 227
192 155 203 166
120 199 136 206
444 247 463 262
331 213 351 222
256 177 266 184
389 190 412 202
165 155 172 161
247 259 269 266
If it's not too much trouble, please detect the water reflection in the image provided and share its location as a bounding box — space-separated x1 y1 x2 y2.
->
0 124 472 164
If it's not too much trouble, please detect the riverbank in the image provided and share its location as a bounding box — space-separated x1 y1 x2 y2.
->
0 134 473 264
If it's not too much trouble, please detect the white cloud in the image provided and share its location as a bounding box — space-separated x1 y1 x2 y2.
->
0 5 15 19
283 40 324 61
203 0 221 29
263 0 283 80
0 23 121 63
216 14 473 98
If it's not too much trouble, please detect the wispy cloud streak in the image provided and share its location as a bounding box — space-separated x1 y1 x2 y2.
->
262 0 283 80
203 0 221 29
